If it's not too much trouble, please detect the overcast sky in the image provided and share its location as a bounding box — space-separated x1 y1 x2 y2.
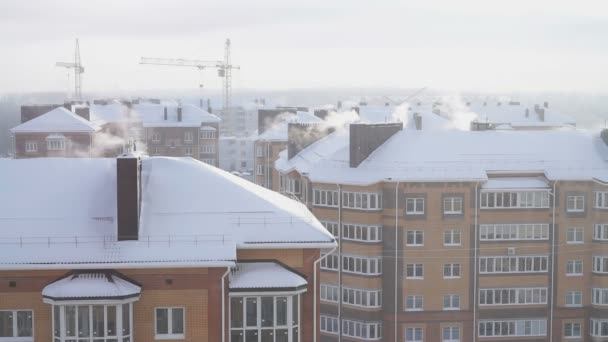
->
0 0 607 94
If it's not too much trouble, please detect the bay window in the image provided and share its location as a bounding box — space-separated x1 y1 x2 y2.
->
51 304 132 342
230 295 300 342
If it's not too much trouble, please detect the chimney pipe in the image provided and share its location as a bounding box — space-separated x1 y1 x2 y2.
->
116 154 142 241
177 106 182 122
544 101 549 108
163 107 167 120
413 113 422 130
207 99 212 113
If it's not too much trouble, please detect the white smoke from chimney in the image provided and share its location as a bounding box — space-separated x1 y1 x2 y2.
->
390 102 410 125
437 95 479 131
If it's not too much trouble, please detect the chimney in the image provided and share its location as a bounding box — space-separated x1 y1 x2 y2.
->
314 109 330 120
116 154 142 241
257 108 296 134
337 101 342 109
200 98 204 108
350 123 403 167
413 113 422 130
601 129 608 145
470 121 495 131
63 101 71 111
163 107 168 120
525 108 529 118
287 123 335 159
534 104 545 121
74 107 90 121
177 105 182 122
351 106 360 115
207 99 212 113
544 101 549 108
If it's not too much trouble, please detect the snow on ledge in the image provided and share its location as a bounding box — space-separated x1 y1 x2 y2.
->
229 262 307 292
42 272 141 301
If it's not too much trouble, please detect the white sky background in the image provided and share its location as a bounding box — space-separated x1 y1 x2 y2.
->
0 0 607 94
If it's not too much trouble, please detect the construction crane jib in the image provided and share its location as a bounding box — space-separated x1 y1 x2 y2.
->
140 39 240 109
56 39 84 100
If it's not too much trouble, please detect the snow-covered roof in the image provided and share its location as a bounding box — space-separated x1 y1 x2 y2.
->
90 101 132 124
482 177 550 190
257 111 322 141
276 128 608 185
42 272 141 301
0 157 335 270
11 107 101 133
229 262 307 291
135 103 220 127
466 101 576 128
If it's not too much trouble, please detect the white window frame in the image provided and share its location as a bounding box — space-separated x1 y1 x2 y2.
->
406 263 424 279
594 191 608 209
342 223 382 242
478 319 547 337
24 141 37 153
255 145 264 157
183 131 193 144
320 284 339 303
184 146 193 156
406 230 424 246
566 195 585 213
406 198 424 215
320 315 339 334
563 322 581 338
405 327 423 342
256 165 265 176
201 158 215 165
593 256 608 274
230 295 300 342
565 291 583 307
479 223 549 241
592 288 608 305
444 229 461 246
566 260 583 276
341 319 382 340
591 319 608 337
199 130 216 140
342 287 382 308
155 307 185 340
443 197 463 214
0 309 34 341
443 294 461 311
405 295 424 312
50 303 133 342
152 132 161 142
479 287 548 306
479 255 548 274
200 144 215 154
594 224 608 241
320 253 339 271
342 255 382 275
567 227 584 244
443 326 460 342
312 189 339 208
47 139 66 151
480 190 550 209
320 221 339 238
443 264 461 279
341 191 382 210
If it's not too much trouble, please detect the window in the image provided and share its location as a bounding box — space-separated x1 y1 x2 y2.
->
321 221 339 238
594 191 608 209
405 295 423 311
443 326 460 342
406 198 424 215
320 285 339 303
155 307 184 339
230 295 300 342
594 224 608 241
479 255 548 274
478 319 547 337
444 197 463 214
566 260 583 276
152 132 161 142
342 255 382 275
255 145 265 157
312 189 339 208
200 144 215 153
341 319 382 340
283 178 301 195
480 191 549 209
444 230 461 246
565 291 583 307
320 253 339 271
591 319 608 337
201 158 215 165
444 264 461 278
479 287 548 305
406 264 423 279
567 227 584 244
405 327 423 342
406 231 424 246
564 322 581 338
342 223 382 242
51 304 132 342
184 146 192 156
592 288 608 305
24 141 37 152
320 315 338 334
342 287 382 308
593 256 608 273
567 195 585 212
479 223 549 241
341 191 382 210
184 131 193 143
0 310 33 340
199 129 216 139
443 295 460 310
47 139 66 151
256 165 265 175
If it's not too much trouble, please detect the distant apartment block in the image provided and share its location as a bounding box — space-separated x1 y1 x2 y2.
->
272 120 608 342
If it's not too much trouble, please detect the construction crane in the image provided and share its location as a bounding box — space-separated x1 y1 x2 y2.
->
140 39 240 109
56 39 84 100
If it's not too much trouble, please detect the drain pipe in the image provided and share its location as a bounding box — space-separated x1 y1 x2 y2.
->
473 182 479 342
221 267 231 342
394 181 400 342
313 245 338 342
337 184 342 342
549 181 557 342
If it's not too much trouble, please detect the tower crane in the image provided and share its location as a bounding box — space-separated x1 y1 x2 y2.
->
56 38 84 100
140 39 239 109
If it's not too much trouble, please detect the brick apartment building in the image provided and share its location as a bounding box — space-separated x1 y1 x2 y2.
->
272 122 608 342
0 155 336 342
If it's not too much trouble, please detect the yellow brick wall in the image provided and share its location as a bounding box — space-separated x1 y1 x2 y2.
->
0 292 51 342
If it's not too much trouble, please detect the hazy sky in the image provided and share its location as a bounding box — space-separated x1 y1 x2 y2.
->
0 0 607 94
